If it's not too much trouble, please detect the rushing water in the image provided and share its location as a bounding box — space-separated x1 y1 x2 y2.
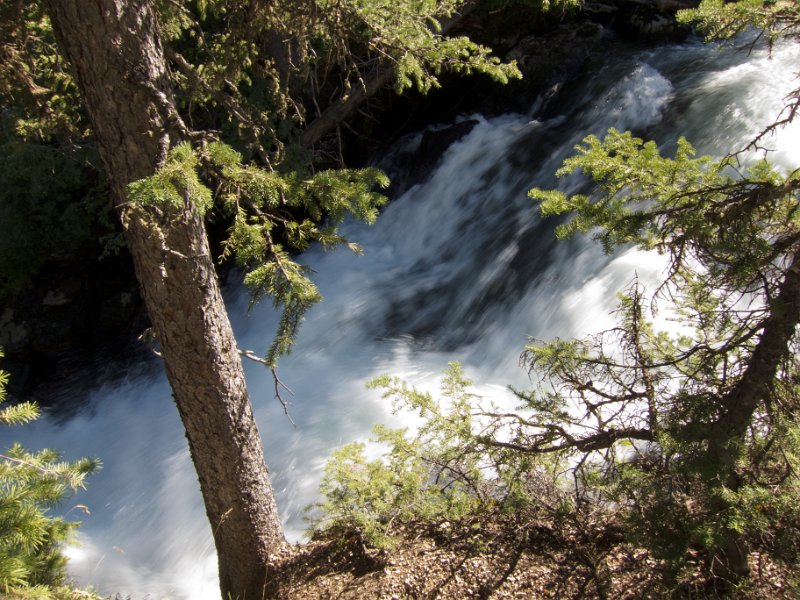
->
3 36 799 598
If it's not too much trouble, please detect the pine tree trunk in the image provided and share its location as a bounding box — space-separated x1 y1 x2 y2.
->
714 251 800 469
707 250 800 583
43 2 285 597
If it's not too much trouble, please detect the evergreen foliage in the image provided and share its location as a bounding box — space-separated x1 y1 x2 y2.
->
530 48 798 589
1 1 539 595
0 0 86 141
311 364 491 548
527 5 800 586
0 0 539 365
0 137 109 294
1 0 560 597
155 0 523 144
0 0 537 305
133 0 522 369
0 351 100 597
677 0 800 149
127 142 213 215
126 139 389 365
523 97 800 582
311 362 608 551
316 1 800 591
211 141 389 362
677 0 800 42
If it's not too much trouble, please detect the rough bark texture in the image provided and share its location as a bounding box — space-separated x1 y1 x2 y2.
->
716 250 800 463
707 250 800 582
42 2 285 597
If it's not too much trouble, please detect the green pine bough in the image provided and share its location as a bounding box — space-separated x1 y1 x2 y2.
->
0 351 100 597
127 141 389 366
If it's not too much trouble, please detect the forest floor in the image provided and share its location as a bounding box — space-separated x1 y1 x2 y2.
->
267 513 795 599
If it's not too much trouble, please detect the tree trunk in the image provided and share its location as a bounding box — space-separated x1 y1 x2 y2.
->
714 251 800 468
43 2 285 597
706 250 800 583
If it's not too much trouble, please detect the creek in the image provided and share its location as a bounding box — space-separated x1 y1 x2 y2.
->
3 35 799 598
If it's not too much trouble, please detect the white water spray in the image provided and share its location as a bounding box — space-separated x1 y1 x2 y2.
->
3 38 799 598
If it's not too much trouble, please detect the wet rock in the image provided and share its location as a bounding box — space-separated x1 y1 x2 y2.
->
582 1 620 22
615 0 695 42
0 308 31 354
385 119 481 196
0 251 145 402
412 120 481 181
508 22 606 89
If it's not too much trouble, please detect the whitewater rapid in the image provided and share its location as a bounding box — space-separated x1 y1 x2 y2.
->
2 36 799 598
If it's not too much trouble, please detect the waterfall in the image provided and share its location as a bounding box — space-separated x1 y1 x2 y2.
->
3 36 798 598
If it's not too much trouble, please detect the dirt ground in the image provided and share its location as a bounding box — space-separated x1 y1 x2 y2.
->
267 515 794 599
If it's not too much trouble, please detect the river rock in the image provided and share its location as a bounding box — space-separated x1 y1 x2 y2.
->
508 22 606 89
0 251 144 400
614 0 695 41
383 119 481 196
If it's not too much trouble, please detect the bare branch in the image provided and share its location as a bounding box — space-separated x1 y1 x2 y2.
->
479 427 654 456
238 349 296 426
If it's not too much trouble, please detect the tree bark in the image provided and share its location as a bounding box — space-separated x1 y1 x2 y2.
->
43 2 285 598
714 250 800 467
706 250 800 583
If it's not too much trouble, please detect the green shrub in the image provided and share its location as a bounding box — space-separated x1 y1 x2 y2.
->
310 363 490 547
